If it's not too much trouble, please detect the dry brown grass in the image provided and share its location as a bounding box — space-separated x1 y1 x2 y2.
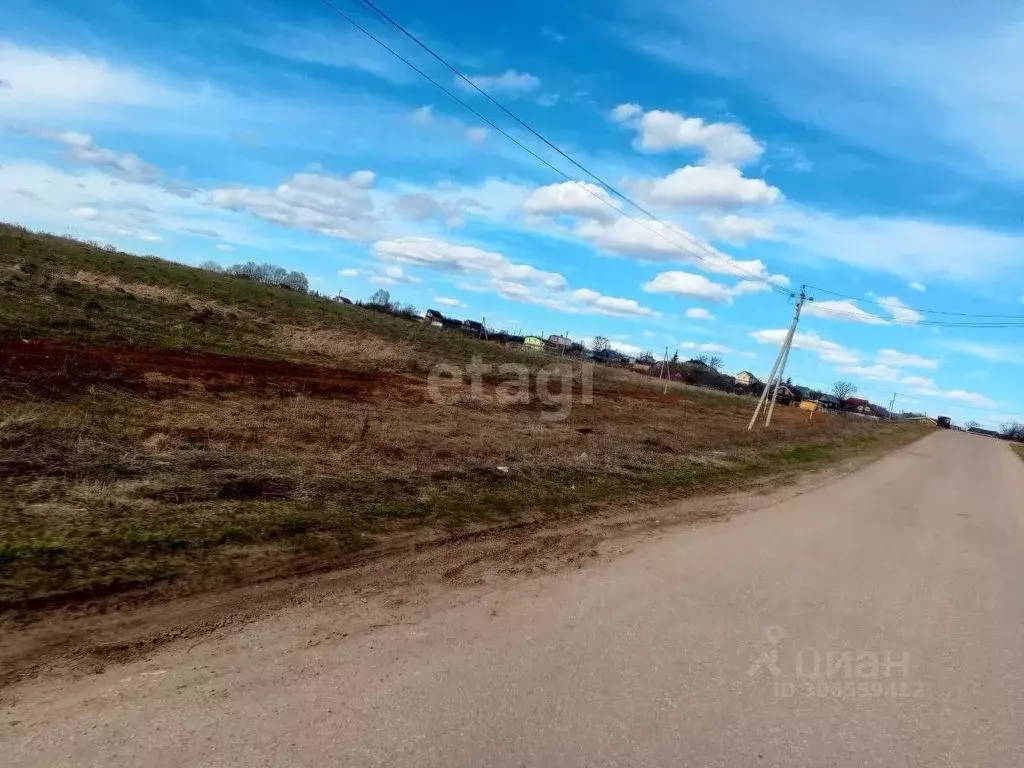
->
0 374 931 608
61 270 252 320
274 325 420 371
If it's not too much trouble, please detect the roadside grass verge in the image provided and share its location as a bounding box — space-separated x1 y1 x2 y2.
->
1012 444 1024 461
0 385 931 609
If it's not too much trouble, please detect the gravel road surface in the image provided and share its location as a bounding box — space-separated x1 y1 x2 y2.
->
5 430 1024 767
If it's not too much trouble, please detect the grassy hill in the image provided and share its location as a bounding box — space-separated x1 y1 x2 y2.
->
0 223 526 370
0 223 929 609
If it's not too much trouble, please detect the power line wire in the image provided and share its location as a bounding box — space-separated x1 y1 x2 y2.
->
314 0 794 294
318 0 1024 330
804 303 1024 328
806 284 1024 320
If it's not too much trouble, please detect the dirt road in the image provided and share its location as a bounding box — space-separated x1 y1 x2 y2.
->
5 430 1024 766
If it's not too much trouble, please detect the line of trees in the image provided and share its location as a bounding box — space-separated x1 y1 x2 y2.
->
366 288 418 318
1001 422 1024 441
200 260 309 293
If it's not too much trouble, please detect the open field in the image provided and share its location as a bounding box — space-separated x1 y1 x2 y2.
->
0 223 931 610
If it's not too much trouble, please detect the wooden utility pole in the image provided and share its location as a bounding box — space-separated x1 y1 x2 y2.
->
749 286 809 430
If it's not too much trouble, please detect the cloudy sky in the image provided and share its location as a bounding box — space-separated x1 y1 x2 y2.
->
3 0 1024 426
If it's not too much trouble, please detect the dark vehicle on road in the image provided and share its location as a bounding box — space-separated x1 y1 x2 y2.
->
937 416 952 429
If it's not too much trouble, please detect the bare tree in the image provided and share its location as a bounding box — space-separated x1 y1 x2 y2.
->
637 351 656 366
368 288 392 307
965 420 981 431
198 260 223 272
696 353 723 371
1001 422 1024 441
592 335 611 354
280 270 309 293
832 380 858 400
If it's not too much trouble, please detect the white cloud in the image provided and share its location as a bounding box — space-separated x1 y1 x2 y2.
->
434 296 465 308
249 25 412 84
731 279 772 296
34 130 161 183
877 296 923 324
611 104 763 165
876 349 939 369
750 329 860 366
462 69 541 95
568 288 658 317
909 281 926 292
393 192 471 228
941 390 998 408
71 206 101 221
339 268 363 277
0 41 198 118
905 382 998 408
410 105 434 125
835 364 903 382
776 208 1024 283
685 307 715 320
489 280 656 318
211 170 379 240
901 375 937 390
374 237 655 318
804 299 887 325
629 3 1024 182
941 340 1024 364
633 164 782 209
537 93 560 107
610 103 642 122
572 217 789 284
372 237 567 290
681 342 734 354
380 265 420 284
466 127 488 144
523 181 620 222
643 271 734 302
216 243 235 252
701 213 775 244
0 160 241 248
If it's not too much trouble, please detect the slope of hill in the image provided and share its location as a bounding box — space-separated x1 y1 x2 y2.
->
0 223 928 609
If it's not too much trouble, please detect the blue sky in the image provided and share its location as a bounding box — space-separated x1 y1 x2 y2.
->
3 0 1024 427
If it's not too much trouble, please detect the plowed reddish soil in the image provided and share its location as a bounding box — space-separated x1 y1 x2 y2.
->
0 338 407 400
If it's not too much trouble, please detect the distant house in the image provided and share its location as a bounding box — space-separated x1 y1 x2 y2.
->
843 398 880 418
523 335 545 351
463 320 485 338
774 385 797 403
440 317 464 331
547 334 571 348
505 334 526 345
968 426 1001 438
792 385 816 401
735 371 760 386
423 308 445 327
817 394 842 410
